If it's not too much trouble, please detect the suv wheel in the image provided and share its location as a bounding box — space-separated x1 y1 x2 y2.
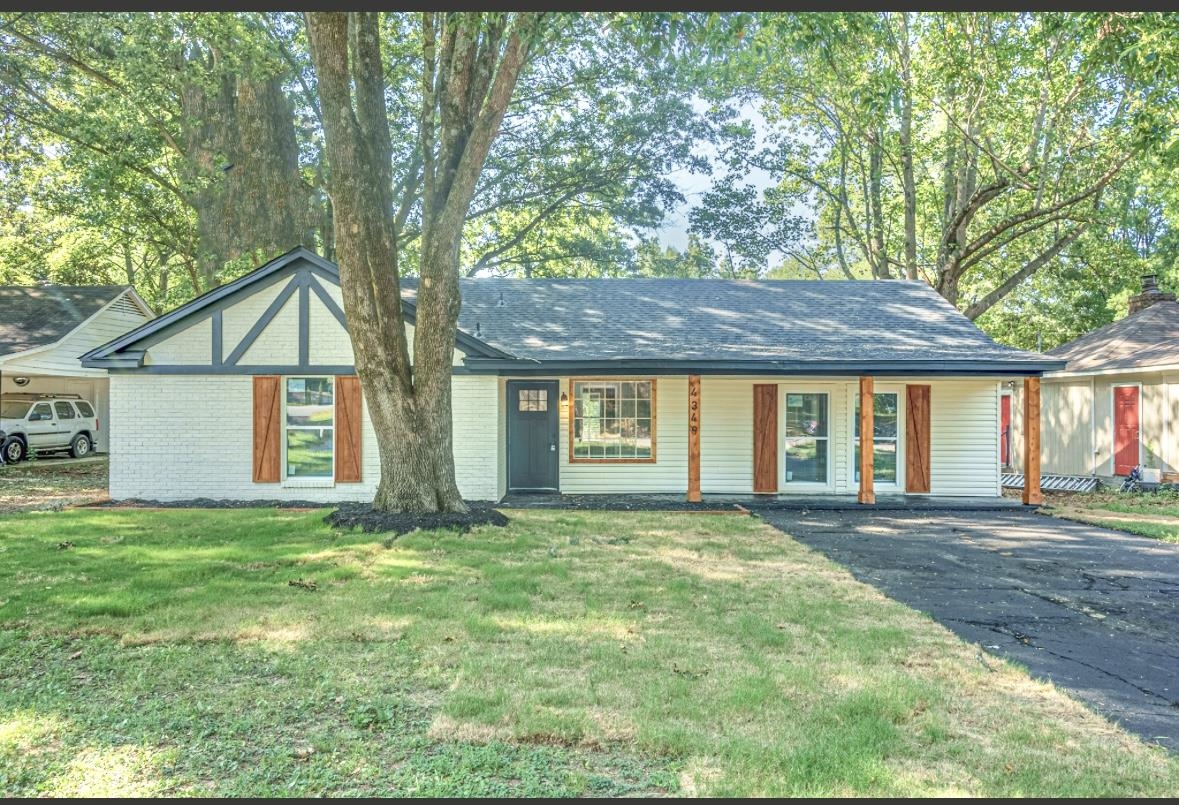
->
69 434 92 459
2 437 26 463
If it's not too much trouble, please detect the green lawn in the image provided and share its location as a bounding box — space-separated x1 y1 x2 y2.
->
1045 489 1179 543
1 507 1175 796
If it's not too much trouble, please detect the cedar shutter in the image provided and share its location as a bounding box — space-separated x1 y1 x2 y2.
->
253 376 281 483
335 375 363 483
905 384 931 493
753 384 778 493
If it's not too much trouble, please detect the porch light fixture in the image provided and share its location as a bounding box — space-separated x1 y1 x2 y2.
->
560 390 569 414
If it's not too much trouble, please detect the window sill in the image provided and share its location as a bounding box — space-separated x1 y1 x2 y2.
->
282 478 336 489
569 458 657 465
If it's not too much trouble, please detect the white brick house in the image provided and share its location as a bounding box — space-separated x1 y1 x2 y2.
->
82 248 1063 503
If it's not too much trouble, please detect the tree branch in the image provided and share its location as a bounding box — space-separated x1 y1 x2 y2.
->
963 224 1088 320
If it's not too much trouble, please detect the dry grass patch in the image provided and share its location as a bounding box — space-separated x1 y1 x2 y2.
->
0 457 108 513
1043 488 1179 543
0 506 1176 796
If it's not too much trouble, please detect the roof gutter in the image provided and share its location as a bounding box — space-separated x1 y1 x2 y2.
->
1046 362 1179 379
458 357 1067 376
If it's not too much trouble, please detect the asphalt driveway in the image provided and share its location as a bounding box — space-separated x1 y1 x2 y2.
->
758 508 1179 751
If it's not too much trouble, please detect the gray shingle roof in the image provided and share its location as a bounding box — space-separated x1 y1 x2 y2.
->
403 277 1050 366
1047 300 1179 373
0 285 130 356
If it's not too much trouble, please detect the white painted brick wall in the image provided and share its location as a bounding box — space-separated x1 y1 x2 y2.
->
109 373 499 502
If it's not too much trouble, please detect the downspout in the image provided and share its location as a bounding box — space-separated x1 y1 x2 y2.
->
1090 375 1097 476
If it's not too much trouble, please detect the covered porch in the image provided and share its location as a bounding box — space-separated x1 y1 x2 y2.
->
685 374 1044 506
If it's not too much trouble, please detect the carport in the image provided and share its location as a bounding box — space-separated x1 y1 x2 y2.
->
0 284 153 453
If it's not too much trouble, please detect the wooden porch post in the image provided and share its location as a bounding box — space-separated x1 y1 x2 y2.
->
859 375 875 504
1023 376 1042 505
687 375 701 502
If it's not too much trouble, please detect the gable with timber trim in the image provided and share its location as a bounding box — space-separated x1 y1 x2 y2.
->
114 254 471 374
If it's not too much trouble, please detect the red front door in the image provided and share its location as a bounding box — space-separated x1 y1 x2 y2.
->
1114 386 1140 476
1000 394 1011 467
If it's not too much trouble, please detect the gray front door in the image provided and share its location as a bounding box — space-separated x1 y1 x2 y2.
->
507 380 559 491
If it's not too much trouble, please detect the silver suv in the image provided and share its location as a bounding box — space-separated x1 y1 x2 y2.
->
0 394 100 463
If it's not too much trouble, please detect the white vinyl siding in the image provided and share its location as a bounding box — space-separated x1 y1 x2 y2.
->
927 379 1000 496
697 377 754 493
1012 373 1179 477
698 377 993 497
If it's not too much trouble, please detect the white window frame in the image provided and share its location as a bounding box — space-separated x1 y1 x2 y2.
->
1110 382 1144 476
849 384 904 492
282 375 336 488
780 384 835 492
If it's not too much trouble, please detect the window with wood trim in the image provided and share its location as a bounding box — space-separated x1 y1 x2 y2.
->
571 379 655 461
285 377 334 479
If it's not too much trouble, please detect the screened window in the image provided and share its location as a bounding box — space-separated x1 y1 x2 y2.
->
855 392 899 483
783 392 828 484
571 380 654 460
286 377 334 478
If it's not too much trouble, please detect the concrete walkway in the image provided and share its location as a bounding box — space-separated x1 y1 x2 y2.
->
758 509 1179 751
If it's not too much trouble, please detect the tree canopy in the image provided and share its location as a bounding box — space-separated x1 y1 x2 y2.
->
1 11 1176 349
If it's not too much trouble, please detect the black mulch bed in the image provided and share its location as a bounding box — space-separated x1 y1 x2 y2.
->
500 493 743 512
86 498 338 509
325 501 510 535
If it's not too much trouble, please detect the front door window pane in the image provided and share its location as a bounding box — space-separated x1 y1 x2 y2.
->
784 392 828 483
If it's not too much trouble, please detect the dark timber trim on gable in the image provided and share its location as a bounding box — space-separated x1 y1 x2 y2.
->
81 246 512 369
224 275 300 366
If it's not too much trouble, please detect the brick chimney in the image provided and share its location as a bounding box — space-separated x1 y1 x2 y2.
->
1128 274 1176 314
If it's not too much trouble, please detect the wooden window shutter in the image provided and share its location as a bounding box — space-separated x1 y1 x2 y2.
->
335 375 363 483
753 384 778 493
253 376 281 483
905 384 931 493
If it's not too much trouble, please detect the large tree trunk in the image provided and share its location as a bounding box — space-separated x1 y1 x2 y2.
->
307 11 540 513
180 64 315 289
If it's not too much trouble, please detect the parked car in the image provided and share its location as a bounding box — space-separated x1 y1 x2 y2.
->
0 393 100 462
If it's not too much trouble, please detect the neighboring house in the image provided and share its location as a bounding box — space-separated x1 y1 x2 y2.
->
1 284 154 452
1008 275 1179 481
82 247 1062 502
